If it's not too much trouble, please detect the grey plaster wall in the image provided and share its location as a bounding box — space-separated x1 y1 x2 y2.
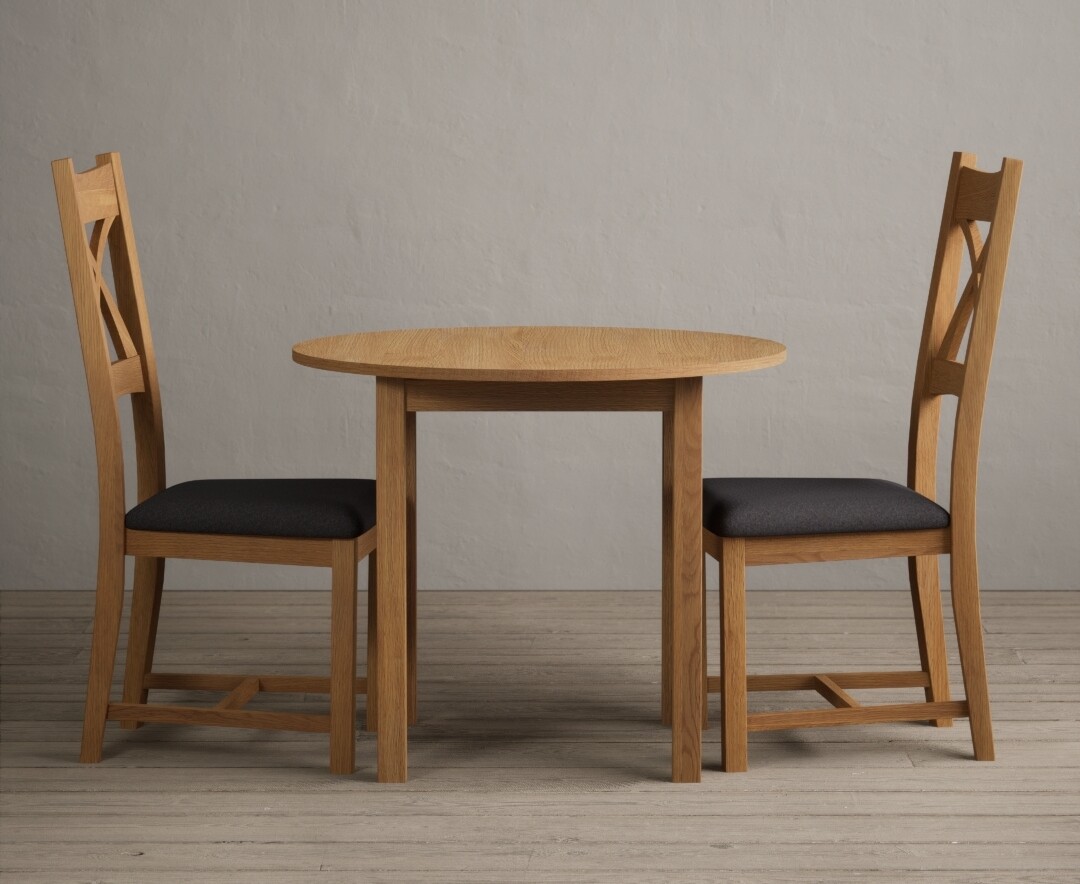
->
2 1 1077 590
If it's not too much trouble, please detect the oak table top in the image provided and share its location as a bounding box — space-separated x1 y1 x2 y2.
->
292 325 786 382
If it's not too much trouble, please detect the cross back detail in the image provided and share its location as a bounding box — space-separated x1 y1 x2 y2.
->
936 163 1007 373
73 160 141 365
919 158 1019 406
53 151 167 515
87 208 140 363
938 216 987 363
907 152 1023 506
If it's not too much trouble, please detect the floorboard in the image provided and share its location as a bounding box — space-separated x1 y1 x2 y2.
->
1 588 1078 882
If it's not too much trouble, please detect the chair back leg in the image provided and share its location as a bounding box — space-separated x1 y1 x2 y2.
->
719 537 748 772
120 556 165 728
80 545 127 763
950 539 995 760
907 554 953 726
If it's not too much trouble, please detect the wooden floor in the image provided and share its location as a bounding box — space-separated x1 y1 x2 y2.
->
1 588 1078 882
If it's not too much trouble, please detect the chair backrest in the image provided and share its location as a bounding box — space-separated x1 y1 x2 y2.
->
908 152 1022 532
53 153 166 536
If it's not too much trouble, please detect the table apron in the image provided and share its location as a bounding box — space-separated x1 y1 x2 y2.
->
404 379 677 412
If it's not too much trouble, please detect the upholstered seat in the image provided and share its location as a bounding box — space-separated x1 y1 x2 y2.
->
126 479 376 539
702 477 949 538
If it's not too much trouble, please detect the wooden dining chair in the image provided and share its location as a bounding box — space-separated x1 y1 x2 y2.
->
52 151 415 774
702 152 1022 771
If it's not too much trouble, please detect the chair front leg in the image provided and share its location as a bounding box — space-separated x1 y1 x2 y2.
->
366 551 378 732
660 411 674 726
80 543 127 763
407 558 417 725
950 539 994 760
406 410 418 725
907 554 953 727
330 539 359 774
120 556 165 729
701 550 709 729
719 537 748 772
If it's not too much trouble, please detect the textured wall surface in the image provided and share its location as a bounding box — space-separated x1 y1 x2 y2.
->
1 1 1077 591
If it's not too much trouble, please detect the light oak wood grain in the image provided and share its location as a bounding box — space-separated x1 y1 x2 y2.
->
73 162 119 222
126 530 342 568
375 377 409 782
813 675 861 709
909 553 953 726
141 673 367 693
329 539 358 774
669 377 703 782
300 325 782 783
928 356 966 397
294 325 785 382
725 528 951 565
953 166 1004 221
51 153 379 772
703 153 1023 768
213 676 260 711
406 378 676 411
109 354 146 396
406 411 418 725
366 551 379 732
948 157 1022 761
120 555 163 728
105 702 331 733
719 537 747 771
660 410 674 726
747 700 969 732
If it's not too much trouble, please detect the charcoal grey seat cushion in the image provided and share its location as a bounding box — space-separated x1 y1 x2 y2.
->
702 478 949 538
125 479 376 539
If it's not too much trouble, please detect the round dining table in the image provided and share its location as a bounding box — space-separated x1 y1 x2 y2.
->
293 326 786 782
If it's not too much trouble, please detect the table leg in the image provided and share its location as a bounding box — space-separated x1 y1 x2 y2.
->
376 377 409 782
669 377 703 783
661 411 673 726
